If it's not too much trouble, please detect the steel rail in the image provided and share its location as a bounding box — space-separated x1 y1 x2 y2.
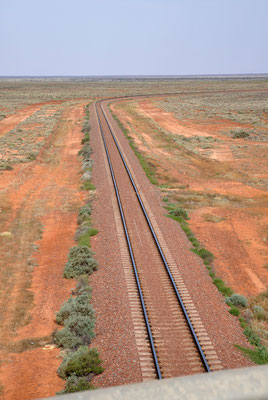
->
97 96 211 373
95 102 162 380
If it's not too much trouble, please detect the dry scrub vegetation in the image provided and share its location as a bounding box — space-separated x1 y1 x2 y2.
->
110 78 268 364
157 90 267 130
0 76 266 116
0 77 267 397
0 105 63 169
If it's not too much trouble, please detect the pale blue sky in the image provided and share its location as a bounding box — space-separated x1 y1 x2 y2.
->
1 0 267 76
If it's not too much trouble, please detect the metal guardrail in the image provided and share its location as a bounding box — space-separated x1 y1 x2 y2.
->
40 365 268 400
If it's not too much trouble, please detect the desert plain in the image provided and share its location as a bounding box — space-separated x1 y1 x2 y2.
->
0 77 267 399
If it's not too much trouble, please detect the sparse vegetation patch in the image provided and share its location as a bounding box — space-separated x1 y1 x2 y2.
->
0 105 63 167
58 346 103 380
63 246 98 279
54 104 103 394
110 94 268 365
110 109 158 185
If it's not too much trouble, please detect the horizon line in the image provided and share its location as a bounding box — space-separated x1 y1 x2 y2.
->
0 72 268 79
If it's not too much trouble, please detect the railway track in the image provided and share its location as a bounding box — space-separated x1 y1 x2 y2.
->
94 97 223 380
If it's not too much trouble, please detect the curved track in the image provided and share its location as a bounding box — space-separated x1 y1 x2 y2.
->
94 96 213 379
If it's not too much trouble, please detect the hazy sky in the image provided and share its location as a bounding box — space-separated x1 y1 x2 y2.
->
1 0 267 76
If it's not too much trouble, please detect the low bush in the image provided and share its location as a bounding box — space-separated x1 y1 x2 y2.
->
191 247 214 263
81 133 90 144
235 345 268 365
75 224 91 242
168 207 189 220
82 159 93 172
54 314 95 349
55 293 94 325
167 214 186 225
68 245 95 261
77 205 91 225
78 144 92 159
81 171 92 181
226 293 248 307
54 103 104 394
0 162 13 171
81 181 96 191
82 122 90 134
78 229 99 247
231 129 251 139
252 305 267 321
58 346 103 379
27 152 37 161
243 326 261 347
212 277 233 297
60 376 94 393
229 306 240 316
63 246 98 279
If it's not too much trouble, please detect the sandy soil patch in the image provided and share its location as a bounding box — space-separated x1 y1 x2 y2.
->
0 101 63 138
0 103 87 399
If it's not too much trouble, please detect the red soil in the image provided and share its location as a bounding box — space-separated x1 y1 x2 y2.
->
138 100 258 141
0 103 87 400
111 100 268 297
0 101 63 138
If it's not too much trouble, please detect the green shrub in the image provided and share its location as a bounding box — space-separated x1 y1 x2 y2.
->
54 314 95 349
63 246 98 279
78 229 99 247
77 205 91 225
213 278 233 296
231 129 251 139
0 163 13 171
58 347 103 379
169 207 189 220
81 133 90 144
68 245 95 261
191 247 214 263
78 144 92 159
60 376 94 393
180 223 199 248
167 214 185 224
252 305 267 321
229 306 240 316
81 181 96 191
253 305 264 313
189 237 199 248
243 326 261 347
239 316 247 329
75 224 91 242
82 123 90 134
55 293 94 325
256 346 268 363
27 152 37 161
235 345 268 365
226 293 248 307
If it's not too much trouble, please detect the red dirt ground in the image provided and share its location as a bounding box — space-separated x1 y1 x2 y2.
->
0 102 87 399
0 93 266 399
111 100 268 297
0 100 63 138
